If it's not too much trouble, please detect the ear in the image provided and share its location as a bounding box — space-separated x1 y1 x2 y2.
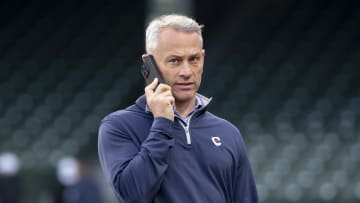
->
201 49 205 57
141 54 148 62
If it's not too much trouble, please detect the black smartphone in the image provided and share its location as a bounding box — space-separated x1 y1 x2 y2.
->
141 55 164 85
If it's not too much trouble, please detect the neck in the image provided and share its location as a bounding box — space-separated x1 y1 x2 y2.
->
175 98 196 119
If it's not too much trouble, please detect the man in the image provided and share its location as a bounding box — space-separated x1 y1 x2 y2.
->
55 156 103 203
98 14 258 203
0 152 21 203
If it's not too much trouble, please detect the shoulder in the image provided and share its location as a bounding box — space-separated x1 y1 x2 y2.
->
101 108 132 124
99 110 130 132
99 104 152 136
203 111 241 134
101 103 151 124
100 95 149 124
98 109 132 139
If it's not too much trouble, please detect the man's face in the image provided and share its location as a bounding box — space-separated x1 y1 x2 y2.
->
149 28 205 104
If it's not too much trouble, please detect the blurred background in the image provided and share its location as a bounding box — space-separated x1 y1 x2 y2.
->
0 0 359 202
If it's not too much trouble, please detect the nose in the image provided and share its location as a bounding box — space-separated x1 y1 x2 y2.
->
179 63 192 78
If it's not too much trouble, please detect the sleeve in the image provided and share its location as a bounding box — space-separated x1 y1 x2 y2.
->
98 116 175 203
233 133 259 203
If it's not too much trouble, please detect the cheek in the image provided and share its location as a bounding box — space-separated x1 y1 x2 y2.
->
161 69 176 80
194 68 203 80
166 73 180 86
192 69 203 89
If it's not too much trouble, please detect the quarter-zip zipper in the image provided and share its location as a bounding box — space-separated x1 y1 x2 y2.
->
173 93 211 145
177 114 194 145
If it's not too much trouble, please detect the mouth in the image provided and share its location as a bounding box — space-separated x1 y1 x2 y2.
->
174 82 194 90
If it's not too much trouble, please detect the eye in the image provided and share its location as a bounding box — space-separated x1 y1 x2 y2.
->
189 56 201 63
168 58 179 64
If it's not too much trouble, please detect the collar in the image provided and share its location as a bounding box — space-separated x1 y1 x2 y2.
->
144 93 211 115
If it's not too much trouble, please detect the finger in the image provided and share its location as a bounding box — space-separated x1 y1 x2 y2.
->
168 95 175 106
155 83 171 93
144 78 159 96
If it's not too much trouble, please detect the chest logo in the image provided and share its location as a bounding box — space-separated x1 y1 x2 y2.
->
211 136 222 146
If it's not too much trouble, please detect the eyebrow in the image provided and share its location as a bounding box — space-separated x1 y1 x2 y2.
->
189 53 201 58
166 52 202 59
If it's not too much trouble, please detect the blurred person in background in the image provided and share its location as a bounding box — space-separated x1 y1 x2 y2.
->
98 14 258 203
0 152 22 203
55 156 102 203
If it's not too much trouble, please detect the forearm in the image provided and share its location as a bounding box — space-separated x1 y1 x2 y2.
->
99 117 174 203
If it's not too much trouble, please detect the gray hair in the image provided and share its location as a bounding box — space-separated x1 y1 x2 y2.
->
145 14 203 53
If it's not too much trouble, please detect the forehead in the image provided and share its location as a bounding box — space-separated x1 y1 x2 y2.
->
155 28 203 55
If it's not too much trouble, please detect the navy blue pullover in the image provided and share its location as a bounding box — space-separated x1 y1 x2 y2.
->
98 95 258 203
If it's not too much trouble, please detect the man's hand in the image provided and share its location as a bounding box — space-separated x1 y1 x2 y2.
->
145 78 175 121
